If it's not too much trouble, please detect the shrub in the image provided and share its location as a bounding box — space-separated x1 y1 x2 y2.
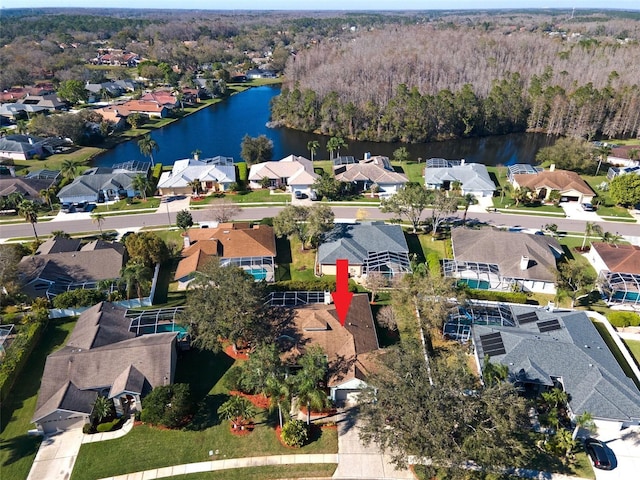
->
281 419 308 447
464 289 529 304
270 279 357 293
223 365 244 391
607 311 640 328
259 217 273 226
83 423 96 434
141 383 192 428
96 419 121 432
0 320 45 402
52 288 107 309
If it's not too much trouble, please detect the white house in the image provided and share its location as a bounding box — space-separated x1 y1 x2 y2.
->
248 155 318 196
157 157 236 196
333 155 408 197
424 159 496 198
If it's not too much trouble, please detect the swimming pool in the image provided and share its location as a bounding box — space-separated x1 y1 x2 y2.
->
459 279 491 290
246 268 268 281
137 323 189 339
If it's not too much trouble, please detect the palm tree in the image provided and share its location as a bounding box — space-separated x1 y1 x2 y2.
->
138 134 159 167
307 140 319 161
595 145 612 176
60 159 78 181
7 192 24 211
601 231 622 244
92 213 106 234
18 200 39 241
188 179 202 196
581 222 602 249
51 230 70 238
217 395 258 429
542 387 569 409
92 396 113 424
461 193 476 226
482 356 509 386
513 187 532 207
119 262 152 300
16 119 28 134
294 346 329 425
131 174 150 201
265 375 291 429
39 187 56 212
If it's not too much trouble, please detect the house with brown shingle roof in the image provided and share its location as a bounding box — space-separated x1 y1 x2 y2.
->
511 166 595 203
94 105 130 130
334 155 408 197
32 302 177 433
282 294 380 403
175 223 277 289
445 228 563 294
588 242 640 306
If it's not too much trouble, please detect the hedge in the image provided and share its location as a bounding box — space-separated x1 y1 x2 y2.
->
0 320 46 402
607 311 640 328
52 289 107 309
465 289 529 304
96 418 122 432
269 279 357 293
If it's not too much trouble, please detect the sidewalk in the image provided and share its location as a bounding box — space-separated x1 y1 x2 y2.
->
97 454 339 480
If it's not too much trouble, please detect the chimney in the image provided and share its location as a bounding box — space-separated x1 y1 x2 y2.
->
520 256 530 270
28 137 34 145
364 152 371 160
183 235 191 248
460 158 465 165
549 164 555 172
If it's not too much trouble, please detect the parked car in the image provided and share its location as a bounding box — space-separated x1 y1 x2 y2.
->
294 191 304 199
584 438 612 470
581 202 594 211
309 190 319 201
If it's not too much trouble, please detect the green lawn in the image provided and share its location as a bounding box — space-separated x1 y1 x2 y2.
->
595 205 634 219
274 236 317 282
71 348 338 480
623 339 640 369
94 197 161 213
13 146 105 173
191 189 289 206
160 464 337 480
0 318 77 480
592 321 640 390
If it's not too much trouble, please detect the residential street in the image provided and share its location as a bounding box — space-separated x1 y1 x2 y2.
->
0 204 638 243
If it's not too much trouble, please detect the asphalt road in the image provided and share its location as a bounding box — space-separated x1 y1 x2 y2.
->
0 206 638 241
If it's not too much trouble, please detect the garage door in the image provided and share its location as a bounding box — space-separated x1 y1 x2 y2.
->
41 415 87 434
334 389 362 406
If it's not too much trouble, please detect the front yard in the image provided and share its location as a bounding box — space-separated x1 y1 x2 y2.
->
70 348 338 480
0 318 77 480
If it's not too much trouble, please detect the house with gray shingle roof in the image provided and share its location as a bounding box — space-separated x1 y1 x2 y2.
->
445 228 563 294
472 306 640 426
57 166 145 204
18 239 125 299
425 160 496 198
316 222 411 281
32 302 177 433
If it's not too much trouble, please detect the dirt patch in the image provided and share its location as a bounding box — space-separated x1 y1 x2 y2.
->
229 391 270 409
224 344 249 360
229 422 254 436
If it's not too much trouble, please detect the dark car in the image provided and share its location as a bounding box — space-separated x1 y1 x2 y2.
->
585 438 612 470
294 191 304 199
581 202 594 211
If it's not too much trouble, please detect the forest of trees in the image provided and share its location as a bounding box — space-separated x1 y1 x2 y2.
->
273 22 640 141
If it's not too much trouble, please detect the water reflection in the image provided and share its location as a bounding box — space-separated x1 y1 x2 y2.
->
95 85 557 168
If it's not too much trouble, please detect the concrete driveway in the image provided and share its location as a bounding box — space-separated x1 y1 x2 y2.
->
591 421 640 480
332 407 414 480
27 428 83 480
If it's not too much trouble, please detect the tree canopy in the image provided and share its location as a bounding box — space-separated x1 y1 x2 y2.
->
124 232 169 267
358 346 530 477
181 258 289 351
380 183 432 233
240 134 273 165
609 173 640 207
273 204 334 250
535 138 595 174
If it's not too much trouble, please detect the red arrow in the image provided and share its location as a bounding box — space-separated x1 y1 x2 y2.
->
331 259 353 326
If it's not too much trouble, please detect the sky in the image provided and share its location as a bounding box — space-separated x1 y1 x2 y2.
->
4 1 640 11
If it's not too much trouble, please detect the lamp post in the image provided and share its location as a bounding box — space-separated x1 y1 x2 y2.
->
165 198 171 227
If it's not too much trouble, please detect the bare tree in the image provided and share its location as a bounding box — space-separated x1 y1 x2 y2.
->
364 271 387 303
376 305 397 331
208 199 240 223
